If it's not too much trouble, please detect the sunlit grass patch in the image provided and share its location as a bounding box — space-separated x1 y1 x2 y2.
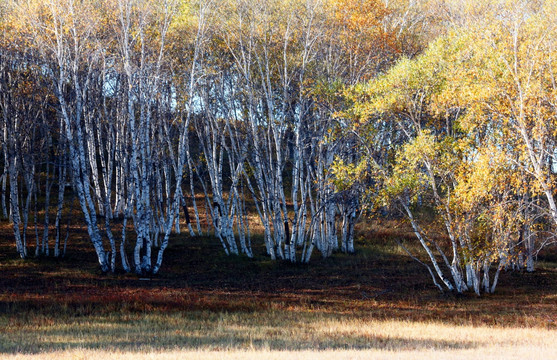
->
2 347 557 360
1 311 556 359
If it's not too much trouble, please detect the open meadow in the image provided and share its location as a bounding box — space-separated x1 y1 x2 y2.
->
1 219 556 360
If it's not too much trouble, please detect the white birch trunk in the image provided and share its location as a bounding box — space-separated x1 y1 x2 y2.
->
54 150 67 258
1 124 7 219
402 201 455 292
42 161 54 256
8 156 25 258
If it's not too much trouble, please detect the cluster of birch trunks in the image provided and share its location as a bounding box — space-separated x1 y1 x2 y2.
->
0 0 372 274
1 0 554 297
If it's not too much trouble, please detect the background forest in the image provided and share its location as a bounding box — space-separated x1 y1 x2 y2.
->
1 0 557 298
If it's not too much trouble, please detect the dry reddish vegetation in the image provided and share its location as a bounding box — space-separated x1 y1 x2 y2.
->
0 218 556 329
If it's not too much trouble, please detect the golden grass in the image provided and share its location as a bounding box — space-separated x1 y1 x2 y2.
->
3 347 557 360
1 310 556 358
1 313 556 359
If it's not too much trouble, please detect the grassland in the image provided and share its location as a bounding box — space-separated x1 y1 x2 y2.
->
0 219 556 359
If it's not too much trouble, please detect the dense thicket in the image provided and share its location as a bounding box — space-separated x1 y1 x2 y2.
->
1 0 555 295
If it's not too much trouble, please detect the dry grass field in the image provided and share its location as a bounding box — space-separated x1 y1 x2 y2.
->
2 312 557 359
1 218 556 359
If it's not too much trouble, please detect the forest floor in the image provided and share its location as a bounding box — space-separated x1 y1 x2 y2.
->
0 218 557 359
